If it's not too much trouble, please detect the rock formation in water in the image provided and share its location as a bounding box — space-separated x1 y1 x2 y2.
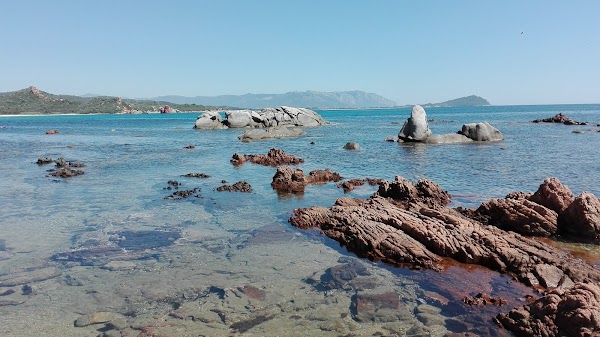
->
231 148 304 167
289 176 600 337
532 113 587 125
271 166 343 193
396 105 503 144
238 126 306 142
194 106 327 130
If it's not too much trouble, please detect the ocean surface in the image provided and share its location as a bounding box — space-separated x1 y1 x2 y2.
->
0 105 599 336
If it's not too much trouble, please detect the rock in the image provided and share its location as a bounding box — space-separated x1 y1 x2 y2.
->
74 311 127 329
376 176 450 210
530 177 575 214
164 188 201 199
336 178 384 193
463 293 507 306
271 166 308 193
0 267 61 287
477 198 558 236
458 122 503 141
194 106 327 129
183 145 195 149
49 167 84 178
193 111 227 129
385 136 398 142
102 261 137 271
343 142 360 150
496 282 600 337
238 285 266 301
558 192 600 243
351 291 402 322
238 126 306 142
216 181 252 192
398 105 432 141
271 166 343 193
231 148 304 167
532 113 587 125
181 173 210 178
45 129 59 134
224 110 254 128
425 133 473 144
289 183 600 286
36 157 53 165
159 105 173 113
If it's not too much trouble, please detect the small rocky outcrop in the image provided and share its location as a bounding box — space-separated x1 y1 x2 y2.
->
40 157 85 178
45 129 59 134
231 148 303 167
271 166 343 193
558 192 600 243
398 105 431 141
458 122 504 141
159 105 173 113
496 282 600 337
336 178 384 193
396 105 502 144
181 173 210 178
238 126 305 142
343 142 360 150
194 106 327 129
216 181 252 193
532 113 587 125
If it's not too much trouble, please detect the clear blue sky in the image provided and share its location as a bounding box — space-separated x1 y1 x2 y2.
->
1 1 599 105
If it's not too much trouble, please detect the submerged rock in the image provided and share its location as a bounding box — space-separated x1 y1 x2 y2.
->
216 181 252 193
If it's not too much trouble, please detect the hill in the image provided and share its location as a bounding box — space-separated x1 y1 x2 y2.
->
149 90 397 109
420 95 490 108
0 87 225 115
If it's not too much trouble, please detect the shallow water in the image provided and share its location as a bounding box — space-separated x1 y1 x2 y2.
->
0 105 599 336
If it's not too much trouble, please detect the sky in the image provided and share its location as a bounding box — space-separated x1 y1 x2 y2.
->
1 1 599 105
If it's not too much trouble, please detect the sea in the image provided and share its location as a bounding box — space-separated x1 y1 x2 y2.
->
0 105 599 337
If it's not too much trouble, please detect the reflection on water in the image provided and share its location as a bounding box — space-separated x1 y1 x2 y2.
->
0 106 600 336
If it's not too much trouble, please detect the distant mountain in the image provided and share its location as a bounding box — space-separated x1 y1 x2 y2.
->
0 87 225 115
420 95 490 108
149 90 397 109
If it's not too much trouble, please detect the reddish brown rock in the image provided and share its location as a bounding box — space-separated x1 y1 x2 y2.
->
496 282 600 337
336 178 384 193
231 148 303 167
45 129 59 134
239 285 266 301
477 198 558 236
559 192 600 243
530 177 575 214
290 194 600 287
376 176 450 210
351 291 401 322
271 166 343 193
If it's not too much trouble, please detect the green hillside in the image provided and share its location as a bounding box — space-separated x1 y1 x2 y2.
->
0 87 225 115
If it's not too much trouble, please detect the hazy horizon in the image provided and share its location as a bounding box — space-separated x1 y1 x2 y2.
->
1 1 599 105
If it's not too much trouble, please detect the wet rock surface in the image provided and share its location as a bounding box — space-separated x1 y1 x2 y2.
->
271 166 343 193
231 148 304 167
463 293 507 307
216 181 252 192
496 282 600 337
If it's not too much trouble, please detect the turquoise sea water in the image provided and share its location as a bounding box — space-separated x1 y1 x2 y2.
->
0 105 599 336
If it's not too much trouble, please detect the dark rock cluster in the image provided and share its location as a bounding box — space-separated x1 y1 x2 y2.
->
532 113 587 125
231 148 304 167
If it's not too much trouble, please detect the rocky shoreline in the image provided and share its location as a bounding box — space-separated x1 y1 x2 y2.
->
290 175 600 336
